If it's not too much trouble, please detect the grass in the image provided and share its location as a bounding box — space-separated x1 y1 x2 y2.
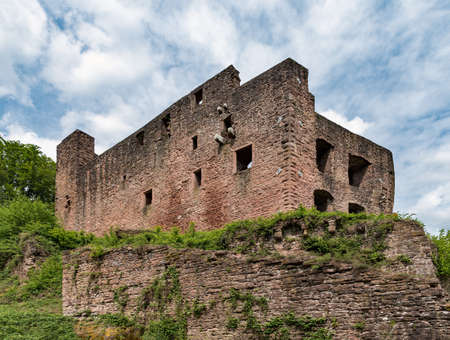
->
0 298 80 340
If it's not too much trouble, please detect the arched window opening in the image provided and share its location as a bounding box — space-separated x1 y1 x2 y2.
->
348 203 365 214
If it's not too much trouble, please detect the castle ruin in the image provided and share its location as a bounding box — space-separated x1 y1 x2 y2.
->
56 58 394 235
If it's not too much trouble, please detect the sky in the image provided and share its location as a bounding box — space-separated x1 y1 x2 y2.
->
0 0 449 234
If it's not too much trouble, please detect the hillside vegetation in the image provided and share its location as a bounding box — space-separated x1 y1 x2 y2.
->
0 137 448 339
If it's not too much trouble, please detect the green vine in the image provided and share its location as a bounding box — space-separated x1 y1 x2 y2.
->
113 285 129 312
138 266 187 339
225 288 333 339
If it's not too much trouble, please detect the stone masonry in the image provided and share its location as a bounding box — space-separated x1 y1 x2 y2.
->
63 220 449 339
56 58 395 235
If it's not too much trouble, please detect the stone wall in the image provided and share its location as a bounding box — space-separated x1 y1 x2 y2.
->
56 58 394 236
63 220 449 339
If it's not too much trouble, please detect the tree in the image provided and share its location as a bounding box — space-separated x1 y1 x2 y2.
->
430 229 450 279
0 137 55 203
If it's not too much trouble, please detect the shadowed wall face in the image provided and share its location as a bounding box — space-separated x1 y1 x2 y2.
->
56 59 394 235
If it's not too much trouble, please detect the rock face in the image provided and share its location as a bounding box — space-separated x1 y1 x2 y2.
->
63 220 449 339
56 58 394 236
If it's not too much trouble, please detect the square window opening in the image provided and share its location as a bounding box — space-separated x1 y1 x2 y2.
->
145 189 153 206
194 169 202 187
136 131 144 145
192 136 198 150
194 88 203 105
348 155 371 187
236 145 252 171
316 139 333 172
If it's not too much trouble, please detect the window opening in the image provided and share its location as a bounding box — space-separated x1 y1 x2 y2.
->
224 115 235 138
224 115 232 129
194 88 203 105
348 203 365 214
64 195 71 209
313 190 333 212
136 131 144 145
162 114 171 137
194 169 202 187
316 139 333 172
192 136 198 150
236 145 252 171
348 155 370 187
145 189 152 206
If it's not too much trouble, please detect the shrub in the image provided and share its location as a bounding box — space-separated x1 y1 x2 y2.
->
430 229 450 278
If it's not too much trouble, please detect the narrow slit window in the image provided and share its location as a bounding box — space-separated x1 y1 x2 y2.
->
194 169 202 187
65 195 71 209
162 114 171 137
348 155 370 187
236 145 252 171
194 88 203 105
192 136 198 150
348 203 365 214
136 131 144 145
314 189 333 212
145 189 152 206
316 139 333 172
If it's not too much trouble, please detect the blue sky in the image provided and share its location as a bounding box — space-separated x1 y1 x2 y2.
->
0 0 449 234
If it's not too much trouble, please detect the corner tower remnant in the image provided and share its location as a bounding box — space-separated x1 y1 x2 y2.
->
56 58 395 235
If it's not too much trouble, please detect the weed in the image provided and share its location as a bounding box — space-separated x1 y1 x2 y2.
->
396 254 412 265
353 321 365 331
226 316 239 329
113 286 129 312
192 298 207 318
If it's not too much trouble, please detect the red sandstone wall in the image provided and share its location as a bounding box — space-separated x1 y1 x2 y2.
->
62 220 449 339
313 114 395 213
56 131 96 229
56 59 395 235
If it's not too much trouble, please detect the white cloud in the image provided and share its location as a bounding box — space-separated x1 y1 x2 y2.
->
411 183 450 234
40 3 157 99
177 1 238 66
0 118 58 160
320 109 371 135
60 95 145 154
0 0 48 104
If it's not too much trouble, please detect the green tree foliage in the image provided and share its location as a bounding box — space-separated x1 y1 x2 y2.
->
0 197 93 273
0 137 56 203
430 229 450 278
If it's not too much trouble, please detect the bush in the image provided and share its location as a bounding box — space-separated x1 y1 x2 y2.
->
0 197 93 272
430 229 450 278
